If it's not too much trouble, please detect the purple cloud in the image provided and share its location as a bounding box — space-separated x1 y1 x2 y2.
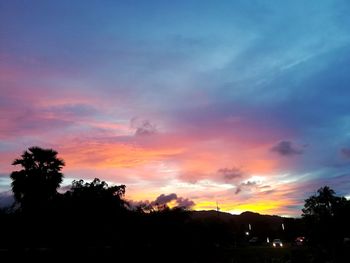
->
148 193 196 209
176 197 195 209
341 147 350 159
218 167 244 181
271 141 303 156
131 118 157 136
235 181 258 195
152 193 177 205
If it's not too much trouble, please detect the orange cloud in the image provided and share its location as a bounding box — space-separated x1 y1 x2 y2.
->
60 140 185 169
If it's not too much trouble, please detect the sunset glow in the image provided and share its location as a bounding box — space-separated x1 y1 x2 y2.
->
1 0 350 216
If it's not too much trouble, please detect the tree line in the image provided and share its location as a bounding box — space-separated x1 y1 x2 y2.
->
1 146 350 262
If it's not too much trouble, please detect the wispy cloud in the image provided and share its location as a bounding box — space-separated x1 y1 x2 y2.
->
1 0 350 216
131 118 158 136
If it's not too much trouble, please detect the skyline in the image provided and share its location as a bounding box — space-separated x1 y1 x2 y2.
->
1 0 350 216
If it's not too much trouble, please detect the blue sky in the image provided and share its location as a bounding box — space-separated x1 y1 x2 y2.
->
1 0 350 215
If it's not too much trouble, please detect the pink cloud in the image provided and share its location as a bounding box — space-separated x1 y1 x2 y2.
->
0 58 309 216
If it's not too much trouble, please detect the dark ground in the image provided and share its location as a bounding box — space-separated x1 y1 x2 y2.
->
1 243 349 262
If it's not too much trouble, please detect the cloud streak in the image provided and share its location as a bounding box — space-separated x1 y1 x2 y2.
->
1 1 350 216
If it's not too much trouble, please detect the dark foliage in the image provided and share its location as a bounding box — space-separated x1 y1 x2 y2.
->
1 147 350 262
64 178 126 213
10 146 64 211
302 186 350 262
302 186 350 244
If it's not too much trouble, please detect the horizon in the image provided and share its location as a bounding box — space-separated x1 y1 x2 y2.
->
0 187 301 218
2 0 350 217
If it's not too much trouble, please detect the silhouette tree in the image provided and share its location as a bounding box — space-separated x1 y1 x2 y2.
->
302 186 349 249
302 186 344 219
64 178 127 214
10 146 65 210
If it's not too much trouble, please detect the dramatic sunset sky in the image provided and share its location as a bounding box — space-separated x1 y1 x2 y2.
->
1 1 350 216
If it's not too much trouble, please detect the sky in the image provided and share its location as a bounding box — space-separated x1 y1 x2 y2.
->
1 0 350 216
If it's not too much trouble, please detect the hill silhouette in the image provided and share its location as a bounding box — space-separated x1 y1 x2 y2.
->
1 147 350 262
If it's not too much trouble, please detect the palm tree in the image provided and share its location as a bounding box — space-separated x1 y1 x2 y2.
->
10 146 65 210
302 186 350 247
302 186 338 218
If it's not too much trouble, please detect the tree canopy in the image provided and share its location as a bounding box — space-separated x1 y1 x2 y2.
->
64 178 127 215
4 147 350 262
302 186 350 247
10 146 65 210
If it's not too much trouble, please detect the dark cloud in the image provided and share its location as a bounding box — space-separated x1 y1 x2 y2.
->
137 193 196 209
218 167 244 181
2 0 350 217
235 181 258 195
152 193 177 205
176 197 195 209
271 141 303 156
341 147 350 159
127 200 151 210
260 189 276 195
241 181 257 187
131 118 157 136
